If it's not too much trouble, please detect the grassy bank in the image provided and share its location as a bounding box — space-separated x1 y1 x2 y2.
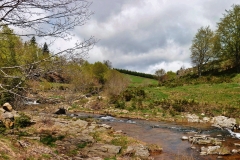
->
109 74 240 118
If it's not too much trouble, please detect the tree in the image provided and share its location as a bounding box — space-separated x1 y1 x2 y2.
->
104 70 130 98
166 71 176 80
155 68 166 82
92 62 109 84
103 60 112 69
0 0 96 101
216 5 240 72
42 42 50 55
190 26 214 77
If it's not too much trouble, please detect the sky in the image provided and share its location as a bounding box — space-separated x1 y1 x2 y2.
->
55 0 240 74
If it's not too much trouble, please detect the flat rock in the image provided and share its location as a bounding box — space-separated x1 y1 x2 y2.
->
125 144 150 158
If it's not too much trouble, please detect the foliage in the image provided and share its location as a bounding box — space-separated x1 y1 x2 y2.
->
104 70 130 98
92 62 109 84
166 71 177 80
0 0 96 102
216 5 240 72
190 26 215 77
155 68 166 82
115 68 155 79
0 122 6 133
103 60 112 69
42 42 50 55
111 135 128 149
14 113 32 128
77 142 88 149
40 134 65 147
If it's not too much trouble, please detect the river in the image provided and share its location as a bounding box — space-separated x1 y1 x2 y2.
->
76 113 240 160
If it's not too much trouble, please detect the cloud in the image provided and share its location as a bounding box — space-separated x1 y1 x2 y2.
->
69 0 240 73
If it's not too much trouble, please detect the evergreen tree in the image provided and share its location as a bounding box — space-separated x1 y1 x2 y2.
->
30 36 36 46
42 42 50 55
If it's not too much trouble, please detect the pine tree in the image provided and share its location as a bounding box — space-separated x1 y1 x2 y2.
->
42 42 50 55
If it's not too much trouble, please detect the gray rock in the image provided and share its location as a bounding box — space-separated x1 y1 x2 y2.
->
99 124 112 129
201 146 220 155
125 144 150 158
181 136 189 140
2 112 14 119
87 143 121 158
211 116 236 129
102 144 121 154
202 117 211 123
232 149 239 153
185 114 199 122
72 119 88 128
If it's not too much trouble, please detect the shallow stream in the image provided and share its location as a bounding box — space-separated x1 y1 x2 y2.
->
76 113 240 160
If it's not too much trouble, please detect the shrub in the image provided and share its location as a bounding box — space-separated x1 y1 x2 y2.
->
40 134 64 147
0 122 6 133
115 100 125 109
40 134 57 147
14 113 31 128
111 136 128 149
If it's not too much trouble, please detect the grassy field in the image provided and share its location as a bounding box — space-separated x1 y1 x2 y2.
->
125 74 158 86
147 83 240 107
124 74 240 117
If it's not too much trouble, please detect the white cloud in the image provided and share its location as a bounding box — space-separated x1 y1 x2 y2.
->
36 0 240 74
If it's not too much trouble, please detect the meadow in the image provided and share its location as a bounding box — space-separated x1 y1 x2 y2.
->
124 73 240 117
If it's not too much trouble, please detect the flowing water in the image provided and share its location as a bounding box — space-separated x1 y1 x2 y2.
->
76 113 240 160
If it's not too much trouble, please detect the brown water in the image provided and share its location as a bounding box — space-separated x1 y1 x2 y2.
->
77 113 240 160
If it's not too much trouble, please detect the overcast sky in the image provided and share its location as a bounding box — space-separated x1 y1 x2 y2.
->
61 0 240 74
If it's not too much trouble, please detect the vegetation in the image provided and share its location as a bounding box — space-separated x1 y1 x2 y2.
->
115 68 155 79
190 26 214 77
14 113 32 128
189 5 240 77
0 0 96 105
40 134 65 147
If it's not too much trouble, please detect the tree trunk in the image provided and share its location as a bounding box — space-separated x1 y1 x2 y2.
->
198 65 202 77
236 53 240 73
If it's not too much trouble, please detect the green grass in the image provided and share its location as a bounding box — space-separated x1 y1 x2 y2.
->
119 73 240 117
154 83 240 107
125 74 158 87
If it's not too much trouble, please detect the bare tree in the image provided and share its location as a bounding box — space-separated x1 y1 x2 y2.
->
103 60 112 69
0 0 96 102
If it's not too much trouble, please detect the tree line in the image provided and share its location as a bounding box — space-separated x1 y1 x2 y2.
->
0 26 129 103
115 68 155 79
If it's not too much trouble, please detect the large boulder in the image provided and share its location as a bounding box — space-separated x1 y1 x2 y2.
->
211 116 236 129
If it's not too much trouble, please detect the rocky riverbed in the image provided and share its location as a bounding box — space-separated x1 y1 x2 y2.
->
1 96 240 159
0 103 162 160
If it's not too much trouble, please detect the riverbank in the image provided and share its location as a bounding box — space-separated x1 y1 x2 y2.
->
0 103 162 160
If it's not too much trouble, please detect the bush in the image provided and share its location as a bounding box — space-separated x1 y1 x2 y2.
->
115 100 125 109
14 113 32 128
40 134 65 147
0 121 6 133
